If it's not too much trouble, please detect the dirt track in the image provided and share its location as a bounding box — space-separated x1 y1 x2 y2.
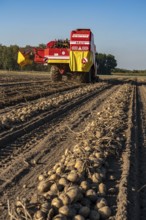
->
0 72 146 220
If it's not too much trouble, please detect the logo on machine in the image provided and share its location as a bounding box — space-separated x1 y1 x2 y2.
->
72 34 89 38
82 57 88 64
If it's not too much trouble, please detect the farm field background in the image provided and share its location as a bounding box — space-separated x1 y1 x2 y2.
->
0 72 146 220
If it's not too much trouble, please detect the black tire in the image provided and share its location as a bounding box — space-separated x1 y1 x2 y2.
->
95 76 99 82
50 66 62 82
90 67 97 83
71 71 91 83
80 71 91 83
66 73 72 80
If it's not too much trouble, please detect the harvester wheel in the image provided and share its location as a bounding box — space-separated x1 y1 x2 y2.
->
50 66 62 82
90 67 97 83
66 73 72 80
80 71 91 83
51 71 62 82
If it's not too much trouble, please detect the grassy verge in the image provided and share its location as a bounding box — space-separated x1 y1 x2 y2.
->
0 70 50 75
112 72 146 77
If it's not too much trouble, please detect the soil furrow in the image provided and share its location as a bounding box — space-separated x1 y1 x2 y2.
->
0 84 116 171
0 83 87 114
2 83 133 220
0 84 120 219
1 73 146 220
0 82 84 109
115 83 146 220
136 85 146 220
0 83 108 142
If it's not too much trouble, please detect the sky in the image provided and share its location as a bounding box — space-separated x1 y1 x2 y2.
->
0 0 146 70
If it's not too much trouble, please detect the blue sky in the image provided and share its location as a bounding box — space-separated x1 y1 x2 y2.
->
0 0 146 70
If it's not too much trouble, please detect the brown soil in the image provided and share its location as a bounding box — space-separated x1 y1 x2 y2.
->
0 73 146 220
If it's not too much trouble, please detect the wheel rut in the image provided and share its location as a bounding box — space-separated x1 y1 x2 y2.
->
136 85 146 220
112 83 146 220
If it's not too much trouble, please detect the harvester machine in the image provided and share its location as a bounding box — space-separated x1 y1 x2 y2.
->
17 29 98 83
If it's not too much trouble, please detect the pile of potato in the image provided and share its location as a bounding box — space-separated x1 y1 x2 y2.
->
14 84 132 220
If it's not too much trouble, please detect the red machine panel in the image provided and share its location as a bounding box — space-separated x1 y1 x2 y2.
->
70 29 92 51
34 48 45 63
44 48 69 60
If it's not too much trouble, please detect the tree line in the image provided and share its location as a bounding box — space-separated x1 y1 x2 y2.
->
96 53 117 75
113 68 146 74
0 44 117 74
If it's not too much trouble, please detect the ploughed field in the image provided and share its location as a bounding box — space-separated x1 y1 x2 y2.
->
0 72 146 220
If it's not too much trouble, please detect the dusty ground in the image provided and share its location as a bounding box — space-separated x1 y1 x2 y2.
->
0 72 146 220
